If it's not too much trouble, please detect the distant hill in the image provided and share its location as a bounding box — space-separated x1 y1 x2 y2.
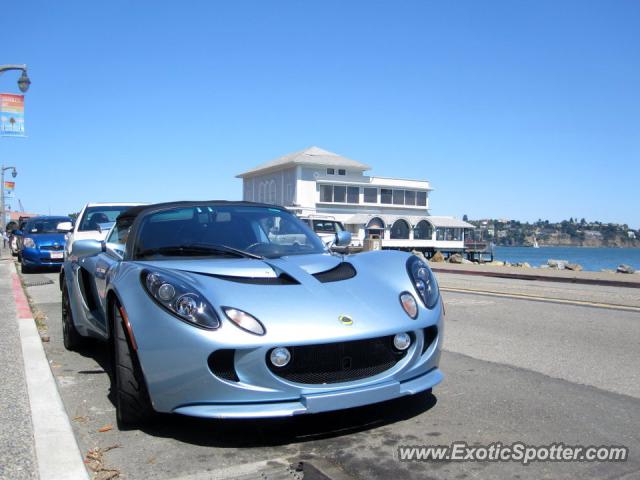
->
465 218 640 248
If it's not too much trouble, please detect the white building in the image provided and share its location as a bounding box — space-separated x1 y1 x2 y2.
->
237 146 473 254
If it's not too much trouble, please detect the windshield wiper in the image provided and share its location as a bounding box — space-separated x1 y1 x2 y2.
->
138 243 263 260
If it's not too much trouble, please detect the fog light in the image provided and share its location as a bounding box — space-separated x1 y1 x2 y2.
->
394 333 411 351
270 347 291 367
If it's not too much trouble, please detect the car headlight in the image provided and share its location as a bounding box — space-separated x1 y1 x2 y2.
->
23 237 36 248
142 270 220 329
406 256 439 309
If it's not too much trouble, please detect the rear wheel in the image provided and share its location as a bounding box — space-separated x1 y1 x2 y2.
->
113 301 153 426
62 284 85 350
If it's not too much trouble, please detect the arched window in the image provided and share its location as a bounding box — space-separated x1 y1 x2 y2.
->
414 220 433 240
366 217 385 230
390 219 410 239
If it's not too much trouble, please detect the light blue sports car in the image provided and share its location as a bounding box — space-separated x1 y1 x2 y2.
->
61 201 443 425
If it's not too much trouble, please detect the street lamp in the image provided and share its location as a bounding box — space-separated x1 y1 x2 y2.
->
1 166 17 232
0 64 31 92
0 64 30 233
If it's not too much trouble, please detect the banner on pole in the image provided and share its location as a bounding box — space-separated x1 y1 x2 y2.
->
0 93 25 137
4 181 16 191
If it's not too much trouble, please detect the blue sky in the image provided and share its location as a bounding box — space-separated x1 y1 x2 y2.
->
2 0 639 227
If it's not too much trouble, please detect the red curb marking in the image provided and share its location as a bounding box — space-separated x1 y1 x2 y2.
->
12 272 33 320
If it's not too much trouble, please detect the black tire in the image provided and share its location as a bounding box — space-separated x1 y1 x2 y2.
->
17 252 22 263
11 250 17 257
21 262 31 274
61 284 85 350
113 301 153 426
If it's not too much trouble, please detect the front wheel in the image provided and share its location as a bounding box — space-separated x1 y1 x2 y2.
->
113 301 154 426
62 284 85 350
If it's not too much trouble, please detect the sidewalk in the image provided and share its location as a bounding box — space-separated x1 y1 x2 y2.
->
0 248 37 479
0 247 88 480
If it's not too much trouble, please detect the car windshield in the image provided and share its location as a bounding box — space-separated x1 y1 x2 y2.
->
25 218 71 234
134 205 326 260
79 206 134 232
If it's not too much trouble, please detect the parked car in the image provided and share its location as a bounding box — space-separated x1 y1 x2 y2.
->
17 216 73 273
299 216 363 251
65 203 143 258
9 217 30 257
62 201 443 426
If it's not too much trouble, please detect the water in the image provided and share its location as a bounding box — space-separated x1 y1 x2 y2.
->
493 246 640 272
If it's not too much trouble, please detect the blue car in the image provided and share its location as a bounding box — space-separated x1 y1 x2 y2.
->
18 216 73 273
61 201 443 426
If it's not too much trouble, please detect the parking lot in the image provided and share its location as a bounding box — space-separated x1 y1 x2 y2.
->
20 267 640 480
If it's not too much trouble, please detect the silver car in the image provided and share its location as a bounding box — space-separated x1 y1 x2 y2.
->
61 201 443 425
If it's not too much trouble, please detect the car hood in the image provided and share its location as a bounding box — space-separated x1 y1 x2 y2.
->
29 233 67 246
132 251 431 343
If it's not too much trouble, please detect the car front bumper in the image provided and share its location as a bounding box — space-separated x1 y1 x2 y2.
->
22 248 64 268
119 287 444 418
174 366 442 419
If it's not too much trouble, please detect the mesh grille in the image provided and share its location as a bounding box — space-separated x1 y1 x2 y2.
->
267 335 407 384
40 245 64 251
312 262 356 283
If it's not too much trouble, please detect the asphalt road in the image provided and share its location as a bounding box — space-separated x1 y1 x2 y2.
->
19 267 640 480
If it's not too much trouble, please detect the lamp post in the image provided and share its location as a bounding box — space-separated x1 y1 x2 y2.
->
0 64 31 92
0 65 30 232
1 166 17 232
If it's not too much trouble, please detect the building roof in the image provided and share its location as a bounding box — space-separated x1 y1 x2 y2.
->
236 146 371 178
426 216 475 228
343 214 474 229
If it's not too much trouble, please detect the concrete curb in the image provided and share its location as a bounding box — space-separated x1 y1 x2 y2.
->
11 262 89 480
431 267 640 289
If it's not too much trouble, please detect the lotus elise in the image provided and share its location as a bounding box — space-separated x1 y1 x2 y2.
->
61 201 443 425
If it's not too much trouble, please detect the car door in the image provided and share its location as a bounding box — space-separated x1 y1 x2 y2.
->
77 226 125 332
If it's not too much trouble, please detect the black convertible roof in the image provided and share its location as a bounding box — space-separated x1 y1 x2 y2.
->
116 200 284 223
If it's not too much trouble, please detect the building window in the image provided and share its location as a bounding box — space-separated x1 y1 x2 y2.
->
269 180 277 204
363 187 377 203
347 186 359 203
381 189 392 204
390 219 411 239
414 220 433 240
338 169 346 176
333 185 347 203
327 168 335 175
416 191 427 206
393 189 405 205
320 184 333 202
405 190 416 205
285 183 293 204
436 228 444 241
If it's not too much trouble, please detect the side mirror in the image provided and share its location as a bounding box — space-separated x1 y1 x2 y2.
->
13 229 23 236
334 231 352 247
57 221 73 232
71 239 105 258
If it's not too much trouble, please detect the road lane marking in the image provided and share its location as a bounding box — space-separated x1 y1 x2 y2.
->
441 286 640 313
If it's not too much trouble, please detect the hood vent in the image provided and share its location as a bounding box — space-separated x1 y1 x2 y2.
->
195 272 299 285
312 262 357 283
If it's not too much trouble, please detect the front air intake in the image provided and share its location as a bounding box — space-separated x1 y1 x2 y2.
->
208 349 239 382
